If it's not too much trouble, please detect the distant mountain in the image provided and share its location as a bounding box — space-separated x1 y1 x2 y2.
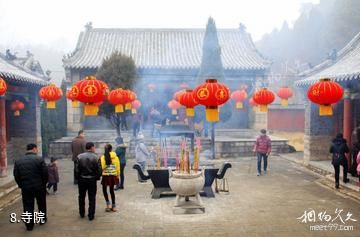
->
256 0 360 74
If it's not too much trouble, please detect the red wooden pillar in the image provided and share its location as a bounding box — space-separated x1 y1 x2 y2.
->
0 99 7 177
343 89 352 167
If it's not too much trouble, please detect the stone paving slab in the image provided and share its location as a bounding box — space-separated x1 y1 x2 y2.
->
0 156 359 237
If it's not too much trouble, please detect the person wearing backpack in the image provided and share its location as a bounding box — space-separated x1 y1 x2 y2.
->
329 133 350 189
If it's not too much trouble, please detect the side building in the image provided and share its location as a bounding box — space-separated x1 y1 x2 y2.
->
295 32 360 164
0 53 48 177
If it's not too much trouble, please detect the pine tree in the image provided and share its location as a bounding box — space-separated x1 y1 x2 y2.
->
96 52 138 136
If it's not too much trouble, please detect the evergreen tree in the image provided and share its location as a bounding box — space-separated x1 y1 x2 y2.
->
96 52 138 136
198 17 225 82
41 81 67 157
197 17 226 159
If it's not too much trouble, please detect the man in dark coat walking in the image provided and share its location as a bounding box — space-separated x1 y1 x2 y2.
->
13 144 48 231
75 142 101 221
330 133 350 189
71 130 86 184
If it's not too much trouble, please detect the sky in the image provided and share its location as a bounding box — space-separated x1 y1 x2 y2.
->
0 0 320 52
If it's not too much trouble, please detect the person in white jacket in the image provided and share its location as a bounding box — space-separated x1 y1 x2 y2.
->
135 133 150 182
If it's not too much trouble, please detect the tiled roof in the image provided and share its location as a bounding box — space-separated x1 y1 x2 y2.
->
296 32 360 86
63 28 270 71
0 55 47 86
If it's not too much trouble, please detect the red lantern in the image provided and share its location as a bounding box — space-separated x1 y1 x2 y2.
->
231 89 248 109
131 100 141 114
0 77 7 96
11 100 25 116
66 88 79 108
307 78 343 116
168 99 181 115
108 89 128 113
179 89 199 117
173 90 186 102
75 76 109 116
277 86 293 106
148 83 156 93
39 84 63 109
193 79 230 122
253 88 275 112
125 90 136 110
249 97 258 112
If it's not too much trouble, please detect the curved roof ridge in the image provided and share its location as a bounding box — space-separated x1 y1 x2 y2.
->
296 31 360 86
299 31 360 77
63 27 270 71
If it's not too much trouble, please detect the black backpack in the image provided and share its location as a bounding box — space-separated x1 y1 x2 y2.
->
332 143 344 166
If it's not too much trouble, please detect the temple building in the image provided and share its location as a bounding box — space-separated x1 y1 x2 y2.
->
295 32 360 164
0 52 48 176
63 22 271 133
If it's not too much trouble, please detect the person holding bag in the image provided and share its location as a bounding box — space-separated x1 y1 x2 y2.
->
329 133 350 189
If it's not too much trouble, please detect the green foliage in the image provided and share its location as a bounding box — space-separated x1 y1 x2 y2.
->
198 17 225 82
96 52 138 135
96 51 138 89
41 81 67 157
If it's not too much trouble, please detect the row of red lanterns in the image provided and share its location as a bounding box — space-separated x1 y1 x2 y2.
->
1 76 344 118
168 78 343 119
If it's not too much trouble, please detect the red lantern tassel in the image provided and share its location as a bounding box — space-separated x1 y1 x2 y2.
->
186 108 194 117
205 107 219 122
259 104 268 112
280 99 288 106
236 102 243 109
319 104 333 116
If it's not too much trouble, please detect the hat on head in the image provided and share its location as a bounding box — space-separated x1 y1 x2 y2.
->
50 157 57 163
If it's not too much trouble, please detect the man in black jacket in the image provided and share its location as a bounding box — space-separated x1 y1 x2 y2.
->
330 133 350 189
75 142 101 221
13 144 48 231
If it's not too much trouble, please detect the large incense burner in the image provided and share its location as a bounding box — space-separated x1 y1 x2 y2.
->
169 170 205 197
169 169 205 213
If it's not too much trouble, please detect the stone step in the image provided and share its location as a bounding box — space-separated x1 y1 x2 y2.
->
0 180 21 212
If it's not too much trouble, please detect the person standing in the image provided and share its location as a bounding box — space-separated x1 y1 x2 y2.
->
75 142 101 221
13 144 48 231
330 133 350 189
100 144 120 212
120 113 128 131
71 130 86 185
115 137 127 190
47 157 59 194
132 113 141 137
253 129 271 176
135 133 150 182
350 127 360 177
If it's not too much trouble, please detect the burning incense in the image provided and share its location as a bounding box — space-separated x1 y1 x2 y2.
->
155 145 161 169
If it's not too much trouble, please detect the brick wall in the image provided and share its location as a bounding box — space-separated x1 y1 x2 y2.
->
268 108 305 132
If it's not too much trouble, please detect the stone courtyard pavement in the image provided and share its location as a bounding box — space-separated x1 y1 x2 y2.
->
0 156 359 237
